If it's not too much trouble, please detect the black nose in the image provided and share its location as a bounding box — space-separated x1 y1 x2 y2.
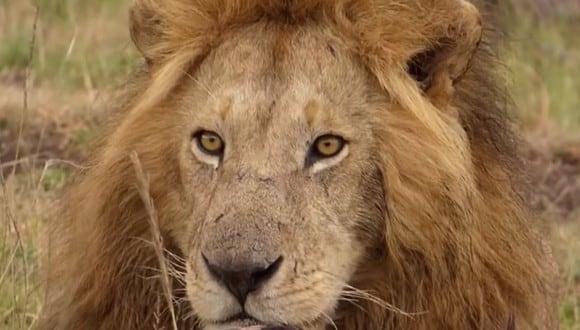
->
203 254 283 305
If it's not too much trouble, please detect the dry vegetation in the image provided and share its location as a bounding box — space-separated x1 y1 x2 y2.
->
0 0 579 329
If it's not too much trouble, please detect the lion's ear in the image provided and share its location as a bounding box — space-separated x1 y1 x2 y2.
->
406 1 483 107
129 1 163 64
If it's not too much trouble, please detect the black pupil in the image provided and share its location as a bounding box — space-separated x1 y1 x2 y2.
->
318 137 342 156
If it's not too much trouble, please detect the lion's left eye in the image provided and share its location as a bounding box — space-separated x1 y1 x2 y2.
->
305 134 348 171
312 135 345 158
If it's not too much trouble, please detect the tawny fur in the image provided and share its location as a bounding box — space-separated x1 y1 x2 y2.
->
39 1 560 329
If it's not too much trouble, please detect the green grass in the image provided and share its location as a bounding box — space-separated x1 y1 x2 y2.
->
0 0 138 90
0 34 30 69
555 220 580 329
503 7 580 131
34 46 138 90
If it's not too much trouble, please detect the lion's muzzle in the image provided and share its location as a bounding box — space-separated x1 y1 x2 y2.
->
189 174 346 329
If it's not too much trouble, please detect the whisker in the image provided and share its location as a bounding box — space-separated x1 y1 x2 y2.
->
130 236 187 266
136 264 187 286
336 296 369 316
319 270 426 318
129 237 188 286
320 311 338 330
341 288 426 318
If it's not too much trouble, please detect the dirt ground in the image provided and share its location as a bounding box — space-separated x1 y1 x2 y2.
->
523 132 580 216
0 71 98 177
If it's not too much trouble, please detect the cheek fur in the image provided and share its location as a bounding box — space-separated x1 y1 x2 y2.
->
353 167 387 244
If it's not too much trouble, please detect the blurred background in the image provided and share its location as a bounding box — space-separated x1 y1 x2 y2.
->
0 0 579 329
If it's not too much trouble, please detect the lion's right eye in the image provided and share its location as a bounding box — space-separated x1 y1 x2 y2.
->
191 130 225 168
196 131 224 155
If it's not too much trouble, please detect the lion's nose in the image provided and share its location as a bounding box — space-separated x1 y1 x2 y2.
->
202 254 283 305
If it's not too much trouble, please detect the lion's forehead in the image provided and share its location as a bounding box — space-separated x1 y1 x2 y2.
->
194 24 374 112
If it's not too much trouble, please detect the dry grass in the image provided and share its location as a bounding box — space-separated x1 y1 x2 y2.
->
0 0 579 329
130 152 179 330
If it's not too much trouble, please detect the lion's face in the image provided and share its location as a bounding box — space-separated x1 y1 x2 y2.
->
166 24 387 329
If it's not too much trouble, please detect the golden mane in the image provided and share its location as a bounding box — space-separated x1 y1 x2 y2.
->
39 1 560 329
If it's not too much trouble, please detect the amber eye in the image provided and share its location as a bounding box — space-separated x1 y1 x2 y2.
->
312 134 346 158
194 130 224 156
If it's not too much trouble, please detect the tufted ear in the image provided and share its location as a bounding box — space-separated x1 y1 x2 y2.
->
405 0 483 107
129 1 163 64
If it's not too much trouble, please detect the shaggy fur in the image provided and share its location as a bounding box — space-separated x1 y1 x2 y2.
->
39 1 560 329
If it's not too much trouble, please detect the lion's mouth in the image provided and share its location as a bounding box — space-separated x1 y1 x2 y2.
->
210 312 300 330
224 312 261 325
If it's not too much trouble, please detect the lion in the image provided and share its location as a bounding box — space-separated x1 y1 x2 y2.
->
39 0 560 329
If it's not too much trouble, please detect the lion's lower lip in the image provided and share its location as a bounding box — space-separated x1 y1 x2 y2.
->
216 314 299 330
224 312 260 323
215 313 265 329
223 325 297 330
238 327 296 330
